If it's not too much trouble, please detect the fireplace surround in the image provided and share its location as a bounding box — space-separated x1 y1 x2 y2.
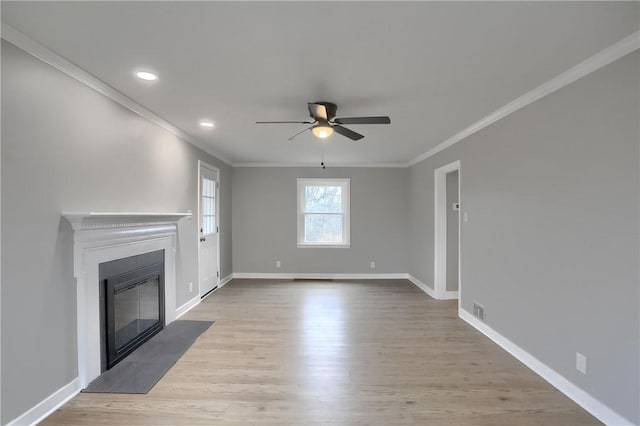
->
64 212 190 387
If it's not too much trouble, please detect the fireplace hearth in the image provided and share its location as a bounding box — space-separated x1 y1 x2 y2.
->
99 250 165 371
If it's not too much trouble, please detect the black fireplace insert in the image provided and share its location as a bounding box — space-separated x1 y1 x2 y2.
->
99 250 165 371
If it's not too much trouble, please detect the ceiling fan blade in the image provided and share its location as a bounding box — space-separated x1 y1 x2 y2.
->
307 103 328 120
288 126 313 141
332 125 365 141
334 116 391 125
256 120 315 124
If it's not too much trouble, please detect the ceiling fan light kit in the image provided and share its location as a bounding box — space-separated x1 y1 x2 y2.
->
311 124 333 139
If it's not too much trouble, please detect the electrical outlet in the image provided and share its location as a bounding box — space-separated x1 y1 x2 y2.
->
473 302 485 321
189 282 193 293
276 260 281 268
370 261 376 269
463 211 468 222
576 352 587 374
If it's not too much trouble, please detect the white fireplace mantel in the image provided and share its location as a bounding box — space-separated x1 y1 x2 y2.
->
63 212 191 387
64 211 192 230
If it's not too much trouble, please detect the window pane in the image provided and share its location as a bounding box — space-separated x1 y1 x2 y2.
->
305 185 342 213
304 214 343 243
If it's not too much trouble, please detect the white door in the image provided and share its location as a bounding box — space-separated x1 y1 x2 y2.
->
199 164 219 297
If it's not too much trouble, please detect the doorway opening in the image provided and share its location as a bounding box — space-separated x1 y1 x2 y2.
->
434 160 461 301
198 161 220 298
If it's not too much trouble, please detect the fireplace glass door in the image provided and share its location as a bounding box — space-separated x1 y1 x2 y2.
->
104 259 165 370
113 277 160 352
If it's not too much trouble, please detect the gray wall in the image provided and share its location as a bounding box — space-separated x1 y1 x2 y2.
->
446 170 459 291
232 167 408 274
408 52 639 423
1 41 232 423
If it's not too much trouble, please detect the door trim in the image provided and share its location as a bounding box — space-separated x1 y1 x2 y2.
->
197 160 221 298
433 160 461 303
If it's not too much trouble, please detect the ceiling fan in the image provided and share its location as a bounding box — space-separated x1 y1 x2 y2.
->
256 102 391 141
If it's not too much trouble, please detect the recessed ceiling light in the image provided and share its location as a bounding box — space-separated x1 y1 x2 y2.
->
199 120 215 129
135 71 157 81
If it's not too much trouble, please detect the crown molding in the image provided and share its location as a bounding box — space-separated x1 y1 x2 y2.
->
408 30 640 167
1 22 232 165
232 162 408 168
235 32 639 169
3 22 636 169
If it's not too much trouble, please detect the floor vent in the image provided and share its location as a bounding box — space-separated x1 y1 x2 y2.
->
473 302 485 321
293 278 334 282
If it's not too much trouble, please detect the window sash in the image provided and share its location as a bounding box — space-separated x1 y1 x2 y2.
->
303 185 344 214
303 213 344 244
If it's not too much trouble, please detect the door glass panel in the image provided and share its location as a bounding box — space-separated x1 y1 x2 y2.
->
201 177 217 235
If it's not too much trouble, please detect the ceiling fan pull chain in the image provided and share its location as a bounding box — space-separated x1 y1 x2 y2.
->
321 141 326 169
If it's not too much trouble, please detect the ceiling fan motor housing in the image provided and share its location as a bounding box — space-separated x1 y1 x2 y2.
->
310 101 337 121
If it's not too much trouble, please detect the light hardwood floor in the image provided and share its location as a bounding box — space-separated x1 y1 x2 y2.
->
43 279 600 425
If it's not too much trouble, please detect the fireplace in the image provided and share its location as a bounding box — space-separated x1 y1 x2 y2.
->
64 212 186 387
99 250 165 371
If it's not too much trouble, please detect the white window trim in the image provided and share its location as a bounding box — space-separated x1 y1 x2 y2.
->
297 178 351 248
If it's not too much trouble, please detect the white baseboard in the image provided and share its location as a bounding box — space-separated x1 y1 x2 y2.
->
407 275 460 300
458 309 634 426
175 294 200 319
442 290 459 300
200 273 234 302
7 377 81 426
406 274 436 298
219 273 233 287
232 272 408 280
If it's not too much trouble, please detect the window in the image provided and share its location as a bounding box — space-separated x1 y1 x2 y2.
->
297 178 350 247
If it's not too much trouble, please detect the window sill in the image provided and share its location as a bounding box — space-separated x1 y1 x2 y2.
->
297 243 351 249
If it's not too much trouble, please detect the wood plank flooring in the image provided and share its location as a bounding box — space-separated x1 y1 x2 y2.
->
42 279 599 425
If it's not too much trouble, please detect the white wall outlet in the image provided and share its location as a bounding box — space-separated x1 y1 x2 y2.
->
576 352 587 374
473 302 485 320
463 211 468 222
189 282 193 293
276 260 281 268
370 261 376 269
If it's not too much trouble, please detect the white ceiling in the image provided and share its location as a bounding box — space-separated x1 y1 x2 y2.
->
2 1 638 165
